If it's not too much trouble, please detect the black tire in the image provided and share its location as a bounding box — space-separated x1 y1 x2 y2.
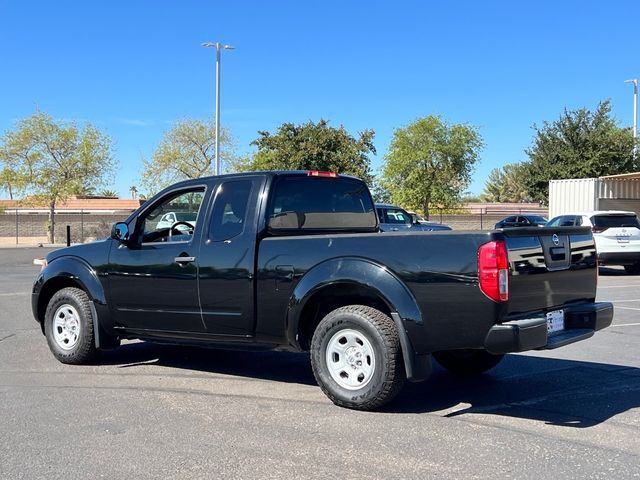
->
310 305 406 411
433 349 504 375
624 263 640 275
44 287 97 365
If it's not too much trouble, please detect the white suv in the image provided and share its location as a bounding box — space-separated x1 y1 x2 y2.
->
546 211 640 274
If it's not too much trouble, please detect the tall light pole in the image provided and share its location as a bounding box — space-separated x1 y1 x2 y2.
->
625 78 638 156
202 41 235 175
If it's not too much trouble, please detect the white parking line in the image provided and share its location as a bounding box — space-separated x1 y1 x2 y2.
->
610 299 640 303
599 284 640 289
614 306 640 311
611 322 640 327
0 292 29 297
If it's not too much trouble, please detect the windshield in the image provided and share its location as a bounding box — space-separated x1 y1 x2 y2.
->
527 215 548 223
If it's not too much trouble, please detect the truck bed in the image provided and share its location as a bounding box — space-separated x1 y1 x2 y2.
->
256 226 600 354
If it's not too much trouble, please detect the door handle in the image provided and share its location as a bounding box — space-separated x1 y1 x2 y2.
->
174 256 196 264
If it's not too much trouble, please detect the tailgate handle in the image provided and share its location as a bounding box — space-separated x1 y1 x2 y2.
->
540 234 571 271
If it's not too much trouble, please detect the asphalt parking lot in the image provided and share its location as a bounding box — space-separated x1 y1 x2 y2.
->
1 247 639 479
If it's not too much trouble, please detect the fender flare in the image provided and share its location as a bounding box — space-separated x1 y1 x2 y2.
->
286 257 430 381
33 256 109 348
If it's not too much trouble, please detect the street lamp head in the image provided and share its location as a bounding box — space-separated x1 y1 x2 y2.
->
202 42 235 51
624 79 638 85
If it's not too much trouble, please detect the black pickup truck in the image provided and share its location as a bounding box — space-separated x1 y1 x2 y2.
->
32 171 613 410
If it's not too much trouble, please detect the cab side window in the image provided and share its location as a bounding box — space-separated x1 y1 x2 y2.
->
209 180 253 242
140 188 205 243
385 208 412 224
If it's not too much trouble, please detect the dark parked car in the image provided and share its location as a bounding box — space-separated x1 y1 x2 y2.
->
33 171 612 410
494 214 548 229
376 203 452 231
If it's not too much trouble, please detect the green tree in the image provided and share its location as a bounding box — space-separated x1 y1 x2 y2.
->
0 167 22 200
459 193 483 203
142 118 235 194
524 100 637 203
381 116 483 217
241 119 375 183
129 185 138 199
482 163 532 202
369 178 392 203
0 111 116 243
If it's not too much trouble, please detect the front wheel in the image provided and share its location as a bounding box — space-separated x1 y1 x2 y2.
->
44 287 97 364
310 305 406 410
433 349 504 375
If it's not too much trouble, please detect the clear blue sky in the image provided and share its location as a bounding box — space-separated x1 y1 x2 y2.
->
1 0 638 197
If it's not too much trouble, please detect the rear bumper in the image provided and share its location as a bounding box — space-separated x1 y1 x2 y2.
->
597 251 640 266
484 302 613 354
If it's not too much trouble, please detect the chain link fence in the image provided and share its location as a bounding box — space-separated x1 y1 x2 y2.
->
0 211 132 245
1 207 549 246
427 207 548 230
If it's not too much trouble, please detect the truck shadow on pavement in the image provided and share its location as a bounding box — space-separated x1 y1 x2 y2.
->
598 266 634 276
390 355 640 426
99 341 639 428
100 341 318 385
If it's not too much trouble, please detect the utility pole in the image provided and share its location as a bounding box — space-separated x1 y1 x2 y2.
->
202 42 235 175
625 79 638 156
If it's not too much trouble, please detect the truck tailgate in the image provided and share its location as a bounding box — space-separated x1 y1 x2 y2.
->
502 226 598 316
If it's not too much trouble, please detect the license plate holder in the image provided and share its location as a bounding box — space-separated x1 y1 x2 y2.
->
546 309 565 335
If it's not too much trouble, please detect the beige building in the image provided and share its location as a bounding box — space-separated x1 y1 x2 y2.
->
549 172 640 219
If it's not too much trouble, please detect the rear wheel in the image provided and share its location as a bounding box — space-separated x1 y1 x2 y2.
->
44 287 97 364
624 262 640 275
433 349 504 375
310 305 406 410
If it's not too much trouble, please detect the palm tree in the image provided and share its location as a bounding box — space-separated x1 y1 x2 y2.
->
99 189 118 198
129 185 138 199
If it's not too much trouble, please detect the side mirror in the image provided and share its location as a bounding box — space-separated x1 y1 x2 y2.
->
111 222 130 243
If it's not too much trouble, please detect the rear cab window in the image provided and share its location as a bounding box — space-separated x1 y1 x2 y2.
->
267 175 377 233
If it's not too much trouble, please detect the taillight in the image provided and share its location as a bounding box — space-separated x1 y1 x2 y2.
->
478 240 509 302
308 170 338 177
592 226 608 233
